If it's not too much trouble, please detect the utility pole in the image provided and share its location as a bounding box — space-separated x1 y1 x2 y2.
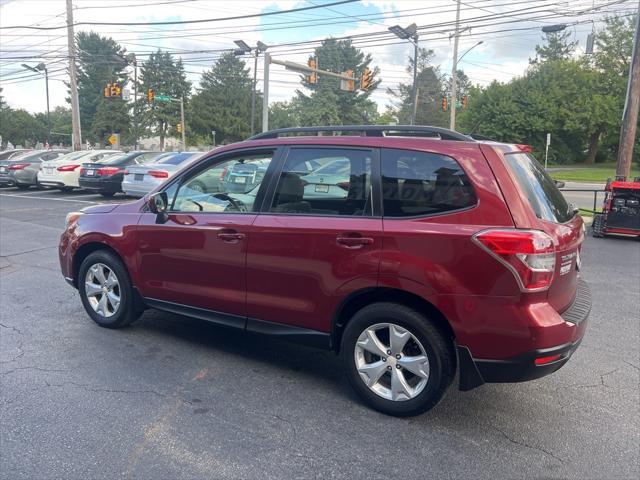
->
449 0 461 131
66 0 81 150
411 39 419 125
180 96 186 150
262 53 270 133
616 10 640 179
251 50 258 136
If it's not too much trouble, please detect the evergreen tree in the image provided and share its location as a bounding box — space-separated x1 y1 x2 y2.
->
296 38 379 126
75 32 130 143
388 48 448 126
531 30 577 64
138 51 191 150
189 52 257 144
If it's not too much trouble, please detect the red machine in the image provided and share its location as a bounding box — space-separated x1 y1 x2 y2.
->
593 176 640 238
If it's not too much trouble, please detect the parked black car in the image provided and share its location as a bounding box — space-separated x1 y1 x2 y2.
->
78 151 162 197
0 149 32 161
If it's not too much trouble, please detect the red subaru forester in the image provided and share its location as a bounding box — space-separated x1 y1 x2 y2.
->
59 126 590 416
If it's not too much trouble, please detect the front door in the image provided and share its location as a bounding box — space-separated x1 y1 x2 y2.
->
137 150 276 319
246 146 382 333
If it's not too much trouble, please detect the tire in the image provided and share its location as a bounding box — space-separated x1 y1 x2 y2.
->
78 250 142 329
592 213 605 238
15 184 30 190
60 186 74 192
189 181 207 193
99 191 116 198
341 302 455 417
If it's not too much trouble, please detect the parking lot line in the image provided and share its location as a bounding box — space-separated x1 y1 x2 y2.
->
0 193 99 204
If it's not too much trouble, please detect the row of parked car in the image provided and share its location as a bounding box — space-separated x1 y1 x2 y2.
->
0 148 204 197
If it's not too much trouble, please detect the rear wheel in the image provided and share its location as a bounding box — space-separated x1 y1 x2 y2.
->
341 302 455 416
15 184 30 190
189 181 206 193
99 191 116 198
60 186 74 192
78 251 142 328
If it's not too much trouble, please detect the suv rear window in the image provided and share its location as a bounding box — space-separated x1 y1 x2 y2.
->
381 148 477 217
504 152 573 223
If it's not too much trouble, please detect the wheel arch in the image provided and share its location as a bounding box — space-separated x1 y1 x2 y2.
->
331 287 456 353
73 242 126 288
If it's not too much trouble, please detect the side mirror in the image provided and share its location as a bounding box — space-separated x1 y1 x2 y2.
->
148 191 169 223
554 180 565 189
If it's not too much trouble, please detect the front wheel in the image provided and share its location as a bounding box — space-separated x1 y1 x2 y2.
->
341 302 455 416
78 251 142 328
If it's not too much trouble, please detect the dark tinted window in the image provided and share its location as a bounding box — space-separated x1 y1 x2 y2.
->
158 153 196 165
381 148 476 217
504 153 573 223
270 148 372 216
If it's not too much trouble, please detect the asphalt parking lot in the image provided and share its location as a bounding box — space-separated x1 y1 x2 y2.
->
1 187 639 480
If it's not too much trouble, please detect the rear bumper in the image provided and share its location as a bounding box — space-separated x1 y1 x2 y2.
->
458 279 591 390
79 177 122 193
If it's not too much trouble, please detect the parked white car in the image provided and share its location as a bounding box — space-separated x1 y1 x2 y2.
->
37 150 121 190
122 152 203 197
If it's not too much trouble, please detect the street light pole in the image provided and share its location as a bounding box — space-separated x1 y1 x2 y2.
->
262 52 270 133
180 96 186 150
251 50 258 135
389 24 420 125
66 0 82 150
22 63 50 143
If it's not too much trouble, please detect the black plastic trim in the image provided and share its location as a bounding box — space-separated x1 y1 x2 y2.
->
144 297 246 329
560 278 591 325
246 318 331 350
144 297 331 349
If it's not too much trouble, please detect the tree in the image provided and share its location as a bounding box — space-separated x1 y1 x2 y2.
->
75 32 130 143
138 50 191 150
531 30 577 64
189 52 256 145
296 38 379 126
0 109 46 147
387 48 448 126
269 100 301 129
35 106 72 145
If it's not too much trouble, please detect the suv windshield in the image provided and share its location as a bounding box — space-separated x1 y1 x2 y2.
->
504 152 573 223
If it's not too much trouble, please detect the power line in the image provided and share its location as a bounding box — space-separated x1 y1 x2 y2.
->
0 0 360 30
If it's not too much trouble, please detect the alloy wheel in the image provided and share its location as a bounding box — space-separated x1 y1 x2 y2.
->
354 323 430 401
84 263 121 318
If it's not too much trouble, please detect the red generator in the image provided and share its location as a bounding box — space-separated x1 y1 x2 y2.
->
593 176 640 238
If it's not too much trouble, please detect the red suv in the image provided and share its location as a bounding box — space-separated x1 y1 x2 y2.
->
59 126 590 416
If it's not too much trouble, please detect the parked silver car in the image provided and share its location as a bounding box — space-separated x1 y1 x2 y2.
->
0 149 69 189
122 152 204 197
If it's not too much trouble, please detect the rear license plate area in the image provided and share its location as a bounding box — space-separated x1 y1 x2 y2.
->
134 174 144 181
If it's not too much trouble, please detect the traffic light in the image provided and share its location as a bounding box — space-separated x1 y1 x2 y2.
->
176 123 182 133
461 95 468 109
307 57 317 84
441 96 448 111
360 67 372 91
104 83 111 98
147 88 154 103
109 83 119 97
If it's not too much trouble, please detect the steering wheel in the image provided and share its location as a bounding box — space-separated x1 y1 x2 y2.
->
211 193 246 212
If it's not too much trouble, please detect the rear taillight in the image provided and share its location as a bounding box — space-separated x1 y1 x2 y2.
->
57 164 80 172
472 229 556 292
79 167 86 175
148 170 169 179
122 169 129 175
96 167 121 176
337 181 350 191
8 163 30 170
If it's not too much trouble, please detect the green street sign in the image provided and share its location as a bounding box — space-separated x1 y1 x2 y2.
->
155 95 171 102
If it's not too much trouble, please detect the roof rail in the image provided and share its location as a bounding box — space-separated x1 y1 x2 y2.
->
249 125 473 141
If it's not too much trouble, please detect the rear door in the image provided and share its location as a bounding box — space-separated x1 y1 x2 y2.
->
499 150 584 312
245 146 382 333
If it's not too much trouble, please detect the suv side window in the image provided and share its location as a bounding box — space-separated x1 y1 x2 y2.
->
170 152 274 214
269 148 372 216
381 148 476 217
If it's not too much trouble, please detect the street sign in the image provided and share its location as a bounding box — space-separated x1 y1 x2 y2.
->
108 134 117 145
155 95 171 102
122 89 130 101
